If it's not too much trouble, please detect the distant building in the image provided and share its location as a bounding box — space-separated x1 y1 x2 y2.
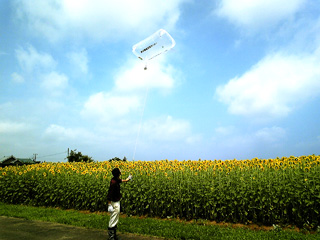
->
0 155 40 167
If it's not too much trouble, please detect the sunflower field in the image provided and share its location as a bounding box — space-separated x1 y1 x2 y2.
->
0 155 319 229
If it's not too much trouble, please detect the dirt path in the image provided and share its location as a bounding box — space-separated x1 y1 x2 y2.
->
0 216 166 240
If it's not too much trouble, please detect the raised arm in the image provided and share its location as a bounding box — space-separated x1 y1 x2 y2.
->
122 174 133 182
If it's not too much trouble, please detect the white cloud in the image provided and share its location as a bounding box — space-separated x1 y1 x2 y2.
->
0 121 31 133
81 92 141 122
216 52 320 119
15 45 56 73
14 0 187 42
142 115 192 142
255 126 286 142
115 60 176 92
41 71 69 96
44 124 97 142
82 56 180 122
211 126 286 159
11 72 25 83
214 126 235 136
216 0 306 30
67 48 88 75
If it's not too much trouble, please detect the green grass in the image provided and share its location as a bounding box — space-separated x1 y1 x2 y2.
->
0 202 319 240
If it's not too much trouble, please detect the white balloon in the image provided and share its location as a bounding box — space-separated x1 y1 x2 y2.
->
132 29 176 61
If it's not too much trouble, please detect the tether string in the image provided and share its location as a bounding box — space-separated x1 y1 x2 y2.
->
132 84 149 161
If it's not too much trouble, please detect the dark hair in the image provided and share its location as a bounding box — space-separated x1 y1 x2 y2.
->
112 168 121 178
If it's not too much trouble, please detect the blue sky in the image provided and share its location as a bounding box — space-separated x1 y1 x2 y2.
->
1 0 320 162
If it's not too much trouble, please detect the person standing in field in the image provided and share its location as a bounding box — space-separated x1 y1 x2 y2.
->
107 168 132 240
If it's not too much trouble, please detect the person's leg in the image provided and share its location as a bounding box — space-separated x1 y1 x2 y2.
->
109 201 120 228
113 224 121 240
108 201 121 240
108 227 115 240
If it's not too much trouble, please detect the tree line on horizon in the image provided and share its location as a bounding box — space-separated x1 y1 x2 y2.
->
67 149 127 163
